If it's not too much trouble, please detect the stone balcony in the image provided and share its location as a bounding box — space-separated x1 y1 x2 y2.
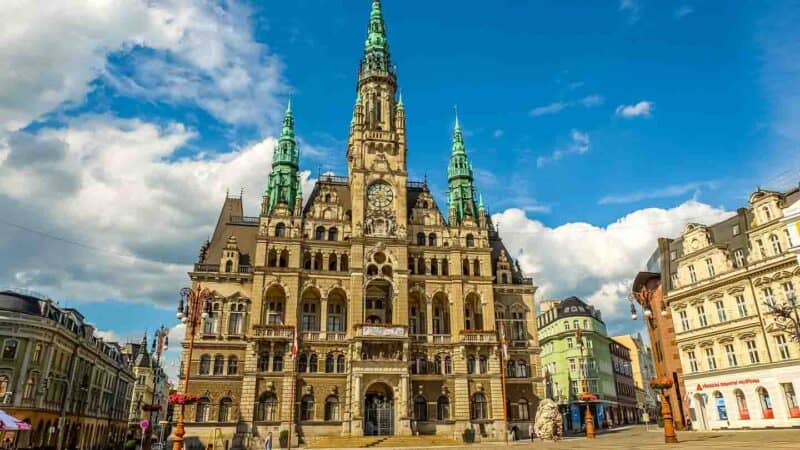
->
460 330 497 344
353 323 408 340
252 325 294 340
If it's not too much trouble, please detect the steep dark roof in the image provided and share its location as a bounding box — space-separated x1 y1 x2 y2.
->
201 194 258 265
0 290 42 315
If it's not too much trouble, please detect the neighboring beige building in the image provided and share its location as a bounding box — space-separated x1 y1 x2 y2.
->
657 187 800 430
0 289 135 449
612 334 658 421
121 334 170 437
178 2 542 448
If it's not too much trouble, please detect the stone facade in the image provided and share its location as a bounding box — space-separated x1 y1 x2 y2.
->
121 334 170 438
648 187 800 430
177 2 542 448
0 290 135 449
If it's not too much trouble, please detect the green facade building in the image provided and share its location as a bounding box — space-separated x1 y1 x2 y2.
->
537 297 618 432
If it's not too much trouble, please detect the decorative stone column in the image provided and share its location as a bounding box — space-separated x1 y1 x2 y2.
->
426 299 434 343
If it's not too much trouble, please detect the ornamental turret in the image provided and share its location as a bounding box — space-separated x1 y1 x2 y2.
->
447 112 478 224
356 0 399 132
264 100 301 214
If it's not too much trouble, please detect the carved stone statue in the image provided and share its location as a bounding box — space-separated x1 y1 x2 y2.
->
533 399 563 442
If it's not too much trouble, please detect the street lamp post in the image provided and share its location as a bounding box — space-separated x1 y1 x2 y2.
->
650 378 678 444
144 325 169 450
171 286 212 450
576 328 595 439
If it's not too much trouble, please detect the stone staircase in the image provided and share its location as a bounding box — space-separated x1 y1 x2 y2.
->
304 435 461 449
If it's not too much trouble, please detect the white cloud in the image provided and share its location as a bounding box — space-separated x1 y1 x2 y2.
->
615 101 654 118
598 180 719 205
493 200 732 332
530 102 567 117
0 115 316 308
0 0 286 134
536 129 591 167
674 5 694 19
619 0 642 23
530 94 604 117
163 323 186 381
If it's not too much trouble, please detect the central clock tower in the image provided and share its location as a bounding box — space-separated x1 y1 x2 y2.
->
347 0 407 239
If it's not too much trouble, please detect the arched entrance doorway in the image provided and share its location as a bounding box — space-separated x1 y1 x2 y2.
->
364 382 394 436
693 393 709 430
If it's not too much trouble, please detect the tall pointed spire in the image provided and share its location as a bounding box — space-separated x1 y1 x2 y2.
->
360 0 392 78
447 109 478 224
265 99 301 214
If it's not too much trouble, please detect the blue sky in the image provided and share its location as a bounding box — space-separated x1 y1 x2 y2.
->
1 0 799 375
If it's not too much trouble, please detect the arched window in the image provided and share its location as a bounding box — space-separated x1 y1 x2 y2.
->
763 205 772 221
758 387 773 419
301 395 315 421
328 227 338 241
479 355 488 374
444 356 453 375
517 360 528 378
467 355 476 374
218 397 232 422
506 360 517 378
414 396 428 421
213 355 225 375
437 395 450 421
328 252 338 271
432 355 442 375
770 234 782 255
265 296 284 325
714 391 728 420
501 273 508 283
327 299 345 333
315 226 326 240
735 389 749 420
195 398 210 422
255 393 277 421
272 352 283 372
471 393 488 419
199 355 210 375
441 258 449 276
417 232 426 246
0 376 9 397
408 257 415 274
258 352 270 372
431 258 439 275
298 354 308 373
228 306 244 335
313 252 323 271
275 223 286 237
279 249 289 267
227 356 238 375
417 258 426 275
267 249 277 267
465 234 475 247
340 254 349 271
325 396 340 421
225 260 233 272
309 354 318 373
325 354 335 373
428 233 437 246
303 252 312 270
473 259 480 276
462 259 470 276
337 354 346 373
518 399 530 420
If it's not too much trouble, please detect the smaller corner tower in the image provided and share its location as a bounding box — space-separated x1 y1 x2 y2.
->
264 100 300 215
447 112 478 224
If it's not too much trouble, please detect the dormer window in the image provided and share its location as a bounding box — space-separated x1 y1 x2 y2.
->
762 205 772 221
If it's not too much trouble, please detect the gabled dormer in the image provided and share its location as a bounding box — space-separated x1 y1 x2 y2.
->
220 235 240 273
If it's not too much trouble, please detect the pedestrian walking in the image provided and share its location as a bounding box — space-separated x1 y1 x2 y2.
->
528 422 535 442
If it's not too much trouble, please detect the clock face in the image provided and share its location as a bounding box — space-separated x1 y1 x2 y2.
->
367 182 393 209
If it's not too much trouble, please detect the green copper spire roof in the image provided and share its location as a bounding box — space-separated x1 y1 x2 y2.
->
397 90 404 109
360 0 392 76
447 110 478 224
265 100 301 213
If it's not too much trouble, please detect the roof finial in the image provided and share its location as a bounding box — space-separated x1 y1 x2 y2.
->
287 96 292 114
397 89 404 108
454 104 460 131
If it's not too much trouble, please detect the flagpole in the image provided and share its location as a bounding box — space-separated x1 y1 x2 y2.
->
499 321 509 446
287 325 298 450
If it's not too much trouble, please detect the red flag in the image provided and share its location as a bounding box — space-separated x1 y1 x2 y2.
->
500 321 508 360
291 326 298 359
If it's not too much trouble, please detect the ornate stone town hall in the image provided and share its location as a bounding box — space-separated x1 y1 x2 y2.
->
181 1 542 446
